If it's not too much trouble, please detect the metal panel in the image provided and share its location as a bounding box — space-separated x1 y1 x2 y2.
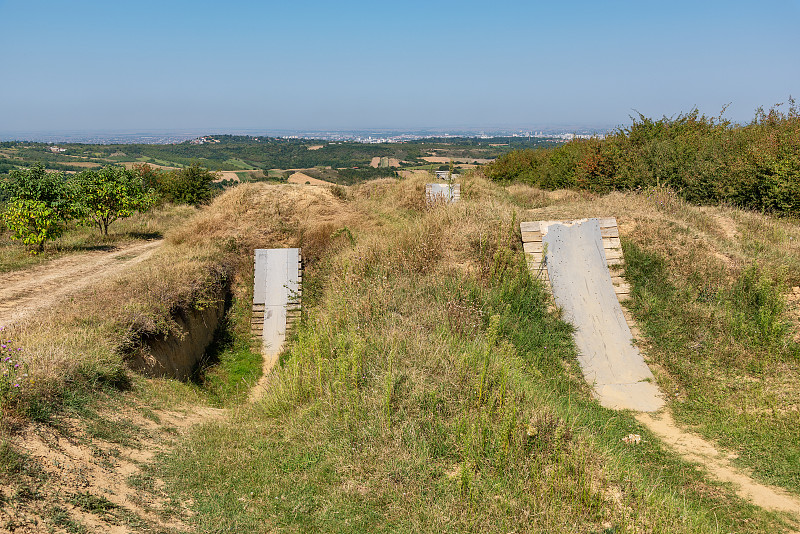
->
425 183 460 203
542 219 663 411
253 248 301 355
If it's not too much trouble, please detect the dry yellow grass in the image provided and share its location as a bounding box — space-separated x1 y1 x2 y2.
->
287 171 333 186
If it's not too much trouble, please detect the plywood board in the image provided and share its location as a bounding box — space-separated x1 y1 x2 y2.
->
252 248 301 357
520 218 663 412
425 183 461 203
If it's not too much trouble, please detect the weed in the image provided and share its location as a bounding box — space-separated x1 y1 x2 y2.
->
70 492 118 515
148 177 784 532
49 506 87 533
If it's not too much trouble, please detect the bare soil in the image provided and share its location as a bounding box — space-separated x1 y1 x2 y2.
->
214 170 241 183
0 240 161 326
369 157 401 168
287 171 333 186
1 400 224 533
637 411 800 518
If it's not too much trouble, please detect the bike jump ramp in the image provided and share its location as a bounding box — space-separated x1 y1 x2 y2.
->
251 248 302 369
521 218 664 412
425 183 461 204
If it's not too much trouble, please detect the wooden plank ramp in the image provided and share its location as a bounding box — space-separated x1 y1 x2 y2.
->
520 218 663 412
251 248 302 365
425 183 461 204
521 217 630 301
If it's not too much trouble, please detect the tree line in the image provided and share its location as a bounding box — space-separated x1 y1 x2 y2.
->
485 100 800 216
0 163 217 252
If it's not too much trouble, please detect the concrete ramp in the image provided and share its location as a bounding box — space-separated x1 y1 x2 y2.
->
425 183 461 204
521 218 664 412
251 248 302 365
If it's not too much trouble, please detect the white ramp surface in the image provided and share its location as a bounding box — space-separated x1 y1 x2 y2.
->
425 183 461 203
252 248 301 358
531 219 663 412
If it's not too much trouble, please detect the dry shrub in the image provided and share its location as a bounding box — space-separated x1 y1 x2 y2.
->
350 177 399 201
459 171 497 203
505 184 549 209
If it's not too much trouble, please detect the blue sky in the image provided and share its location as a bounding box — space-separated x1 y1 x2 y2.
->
0 0 798 133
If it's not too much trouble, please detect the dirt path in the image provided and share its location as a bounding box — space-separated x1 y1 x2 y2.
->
2 402 226 533
0 240 162 325
637 411 800 520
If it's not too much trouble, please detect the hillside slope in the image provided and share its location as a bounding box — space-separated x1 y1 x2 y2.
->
1 176 799 533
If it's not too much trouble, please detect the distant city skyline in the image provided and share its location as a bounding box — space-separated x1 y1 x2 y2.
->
0 127 608 145
1 0 798 134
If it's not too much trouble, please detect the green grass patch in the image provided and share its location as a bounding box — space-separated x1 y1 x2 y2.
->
224 158 256 170
623 239 800 493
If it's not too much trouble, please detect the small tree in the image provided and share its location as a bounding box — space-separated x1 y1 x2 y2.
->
74 166 155 235
1 164 77 252
159 163 218 206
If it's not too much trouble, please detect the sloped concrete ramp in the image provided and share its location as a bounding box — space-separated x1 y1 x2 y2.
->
425 183 461 204
251 248 302 363
522 218 664 412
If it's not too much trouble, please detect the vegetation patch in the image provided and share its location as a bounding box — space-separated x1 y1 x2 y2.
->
486 101 800 216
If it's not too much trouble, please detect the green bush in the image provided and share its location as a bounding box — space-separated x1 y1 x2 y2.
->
486 101 800 216
73 166 156 234
0 164 78 252
157 163 217 206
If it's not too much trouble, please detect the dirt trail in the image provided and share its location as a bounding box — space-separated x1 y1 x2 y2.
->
0 240 162 325
3 403 226 533
637 411 800 519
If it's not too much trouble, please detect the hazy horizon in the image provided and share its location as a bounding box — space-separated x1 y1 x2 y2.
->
1 0 798 134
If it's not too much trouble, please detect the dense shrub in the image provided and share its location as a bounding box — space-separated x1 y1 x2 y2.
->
486 100 800 215
0 164 79 251
131 163 218 206
157 164 218 206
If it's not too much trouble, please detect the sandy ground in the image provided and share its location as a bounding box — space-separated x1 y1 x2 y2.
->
0 240 162 326
1 399 224 533
370 157 401 168
307 145 324 150
288 171 333 186
637 411 800 516
215 170 242 182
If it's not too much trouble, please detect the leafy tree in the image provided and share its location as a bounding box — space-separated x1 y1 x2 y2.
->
159 163 218 206
74 166 155 235
0 163 77 252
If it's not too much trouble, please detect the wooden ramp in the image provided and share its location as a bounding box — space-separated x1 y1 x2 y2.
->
521 218 663 412
425 183 461 204
251 248 302 370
